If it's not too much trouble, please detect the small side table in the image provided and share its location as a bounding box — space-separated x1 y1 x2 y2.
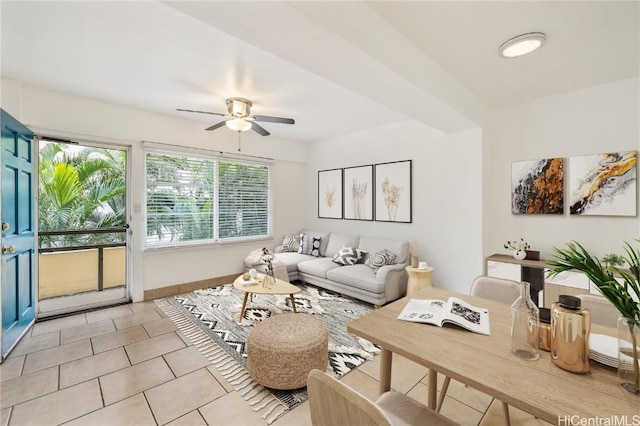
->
405 266 434 296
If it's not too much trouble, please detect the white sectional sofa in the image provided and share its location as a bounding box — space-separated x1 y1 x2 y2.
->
246 230 410 307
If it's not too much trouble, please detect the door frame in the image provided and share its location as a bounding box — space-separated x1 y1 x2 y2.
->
35 136 133 318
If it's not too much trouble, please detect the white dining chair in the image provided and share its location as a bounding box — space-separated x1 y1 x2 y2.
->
577 294 620 328
436 275 521 425
307 369 458 426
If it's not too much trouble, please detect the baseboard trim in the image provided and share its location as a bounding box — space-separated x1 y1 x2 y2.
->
144 273 241 301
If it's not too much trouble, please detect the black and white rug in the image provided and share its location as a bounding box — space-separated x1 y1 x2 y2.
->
155 282 378 424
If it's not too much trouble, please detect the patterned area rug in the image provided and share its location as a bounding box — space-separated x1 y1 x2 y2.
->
155 282 378 424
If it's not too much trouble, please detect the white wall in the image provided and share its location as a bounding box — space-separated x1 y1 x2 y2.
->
307 120 483 294
1 79 309 301
484 77 640 261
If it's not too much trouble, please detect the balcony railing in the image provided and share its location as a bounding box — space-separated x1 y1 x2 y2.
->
38 228 126 300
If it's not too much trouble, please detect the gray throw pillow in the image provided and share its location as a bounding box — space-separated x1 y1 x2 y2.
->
365 249 397 271
332 246 368 266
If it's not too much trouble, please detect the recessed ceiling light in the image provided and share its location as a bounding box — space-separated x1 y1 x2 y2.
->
499 32 546 58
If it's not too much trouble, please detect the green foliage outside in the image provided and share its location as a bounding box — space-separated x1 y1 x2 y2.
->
38 142 126 248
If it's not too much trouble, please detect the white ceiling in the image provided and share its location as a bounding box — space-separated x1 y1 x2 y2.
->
1 1 638 142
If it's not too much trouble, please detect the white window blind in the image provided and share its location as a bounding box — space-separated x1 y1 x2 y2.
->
218 161 269 239
146 152 215 246
145 149 271 247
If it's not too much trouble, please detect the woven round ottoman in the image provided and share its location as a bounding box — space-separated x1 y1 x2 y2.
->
247 314 328 390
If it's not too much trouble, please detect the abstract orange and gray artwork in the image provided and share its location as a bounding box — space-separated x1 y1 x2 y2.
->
512 158 564 214
569 151 637 216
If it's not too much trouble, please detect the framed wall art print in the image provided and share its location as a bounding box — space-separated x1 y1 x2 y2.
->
343 165 373 221
511 158 564 214
318 168 343 219
569 151 637 216
374 160 412 223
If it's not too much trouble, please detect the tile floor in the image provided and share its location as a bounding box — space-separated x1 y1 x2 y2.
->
0 300 552 426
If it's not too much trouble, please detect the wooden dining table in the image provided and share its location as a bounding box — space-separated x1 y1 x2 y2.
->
347 287 639 424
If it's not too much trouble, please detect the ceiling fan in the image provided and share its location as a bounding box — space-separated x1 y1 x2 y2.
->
177 97 294 136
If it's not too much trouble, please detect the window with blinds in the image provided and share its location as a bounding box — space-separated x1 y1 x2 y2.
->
145 150 270 247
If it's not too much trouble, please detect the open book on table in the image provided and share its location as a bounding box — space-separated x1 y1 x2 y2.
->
397 297 491 335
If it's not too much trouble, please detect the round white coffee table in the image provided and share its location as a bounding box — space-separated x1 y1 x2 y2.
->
232 273 301 322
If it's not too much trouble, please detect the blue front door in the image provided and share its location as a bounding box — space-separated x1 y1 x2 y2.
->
1 109 36 359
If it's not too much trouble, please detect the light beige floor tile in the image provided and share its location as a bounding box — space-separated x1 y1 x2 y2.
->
339 369 381 401
0 356 24 381
272 400 312 426
164 346 211 377
0 367 58 407
199 390 264 426
1 407 10 426
125 332 186 364
66 392 156 425
166 410 208 426
85 304 134 323
22 339 93 375
355 355 380 379
386 354 429 393
91 324 149 353
206 365 236 393
7 331 60 358
60 347 130 389
60 318 116 345
355 352 429 393
31 314 87 337
480 399 552 426
433 375 493 413
113 309 162 330
409 382 483 426
145 368 226 425
130 301 159 313
176 329 194 347
143 317 178 337
99 356 175 406
10 379 102 425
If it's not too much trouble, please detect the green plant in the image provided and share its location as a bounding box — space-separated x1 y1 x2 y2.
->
548 240 640 393
504 238 530 252
602 253 626 272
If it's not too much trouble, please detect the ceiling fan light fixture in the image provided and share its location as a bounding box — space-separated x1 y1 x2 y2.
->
226 118 252 132
499 32 546 58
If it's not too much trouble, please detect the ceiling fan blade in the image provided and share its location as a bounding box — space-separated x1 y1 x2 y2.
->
251 122 270 136
205 121 227 131
253 115 295 125
177 108 226 117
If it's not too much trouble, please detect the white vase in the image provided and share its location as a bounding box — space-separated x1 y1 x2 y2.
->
513 250 527 260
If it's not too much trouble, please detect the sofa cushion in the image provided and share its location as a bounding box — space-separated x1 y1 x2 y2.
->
273 252 317 273
332 246 368 266
365 249 397 272
298 234 322 257
326 265 385 294
300 230 331 256
298 257 343 279
358 236 409 264
281 234 300 253
324 233 360 258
